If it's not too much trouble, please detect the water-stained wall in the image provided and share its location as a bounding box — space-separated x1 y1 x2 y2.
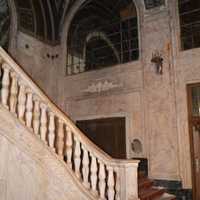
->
8 0 197 191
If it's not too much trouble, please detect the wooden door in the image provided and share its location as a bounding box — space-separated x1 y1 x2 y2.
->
76 117 126 159
187 84 200 200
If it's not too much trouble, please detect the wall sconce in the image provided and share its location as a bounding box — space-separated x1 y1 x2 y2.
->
151 51 164 75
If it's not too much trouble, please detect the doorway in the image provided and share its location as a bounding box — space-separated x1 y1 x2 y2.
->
76 117 126 159
187 84 200 200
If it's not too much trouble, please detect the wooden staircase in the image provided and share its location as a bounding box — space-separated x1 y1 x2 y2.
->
138 177 176 200
138 171 176 200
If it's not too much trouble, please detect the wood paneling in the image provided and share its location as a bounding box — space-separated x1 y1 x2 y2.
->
76 117 126 159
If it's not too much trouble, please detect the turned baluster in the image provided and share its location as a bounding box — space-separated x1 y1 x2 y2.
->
82 146 90 188
25 91 33 128
40 104 47 143
74 136 81 179
57 119 64 159
65 126 73 168
115 170 120 200
17 83 26 121
48 112 55 152
1 64 10 107
0 57 2 77
33 99 40 135
9 72 18 113
99 161 106 200
107 167 115 200
90 154 98 195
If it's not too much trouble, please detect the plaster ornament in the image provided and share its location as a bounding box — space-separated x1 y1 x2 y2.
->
83 80 122 94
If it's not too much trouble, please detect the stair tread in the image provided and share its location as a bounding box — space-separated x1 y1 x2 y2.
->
139 187 165 199
138 175 176 200
139 178 154 189
154 193 176 200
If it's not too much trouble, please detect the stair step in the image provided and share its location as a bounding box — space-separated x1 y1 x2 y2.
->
139 178 154 189
139 171 147 179
139 187 166 200
154 193 176 200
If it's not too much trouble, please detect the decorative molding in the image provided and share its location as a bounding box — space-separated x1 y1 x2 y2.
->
83 80 123 94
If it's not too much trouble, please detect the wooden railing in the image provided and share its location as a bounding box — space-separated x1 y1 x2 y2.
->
0 47 139 200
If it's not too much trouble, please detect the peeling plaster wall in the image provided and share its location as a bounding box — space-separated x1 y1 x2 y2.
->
9 0 198 189
13 32 62 105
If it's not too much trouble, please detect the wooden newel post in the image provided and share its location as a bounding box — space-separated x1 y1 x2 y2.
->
117 160 140 200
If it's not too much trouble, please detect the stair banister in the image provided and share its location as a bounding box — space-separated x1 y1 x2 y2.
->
0 47 140 200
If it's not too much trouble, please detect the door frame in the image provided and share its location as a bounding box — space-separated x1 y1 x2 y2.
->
74 112 130 158
187 83 200 200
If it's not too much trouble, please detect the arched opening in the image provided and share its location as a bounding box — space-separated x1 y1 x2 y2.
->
0 0 10 50
85 36 120 71
14 0 62 43
179 0 200 50
66 0 139 75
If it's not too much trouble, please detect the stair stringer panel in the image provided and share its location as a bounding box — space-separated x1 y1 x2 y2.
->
0 105 96 200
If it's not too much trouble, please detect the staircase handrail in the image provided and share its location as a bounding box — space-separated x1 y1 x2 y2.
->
0 47 139 200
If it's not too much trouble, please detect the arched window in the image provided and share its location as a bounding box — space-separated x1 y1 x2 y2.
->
179 0 200 50
15 0 62 43
66 0 139 75
0 0 10 50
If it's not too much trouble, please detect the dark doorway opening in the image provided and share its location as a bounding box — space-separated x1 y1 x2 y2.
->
76 117 126 159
